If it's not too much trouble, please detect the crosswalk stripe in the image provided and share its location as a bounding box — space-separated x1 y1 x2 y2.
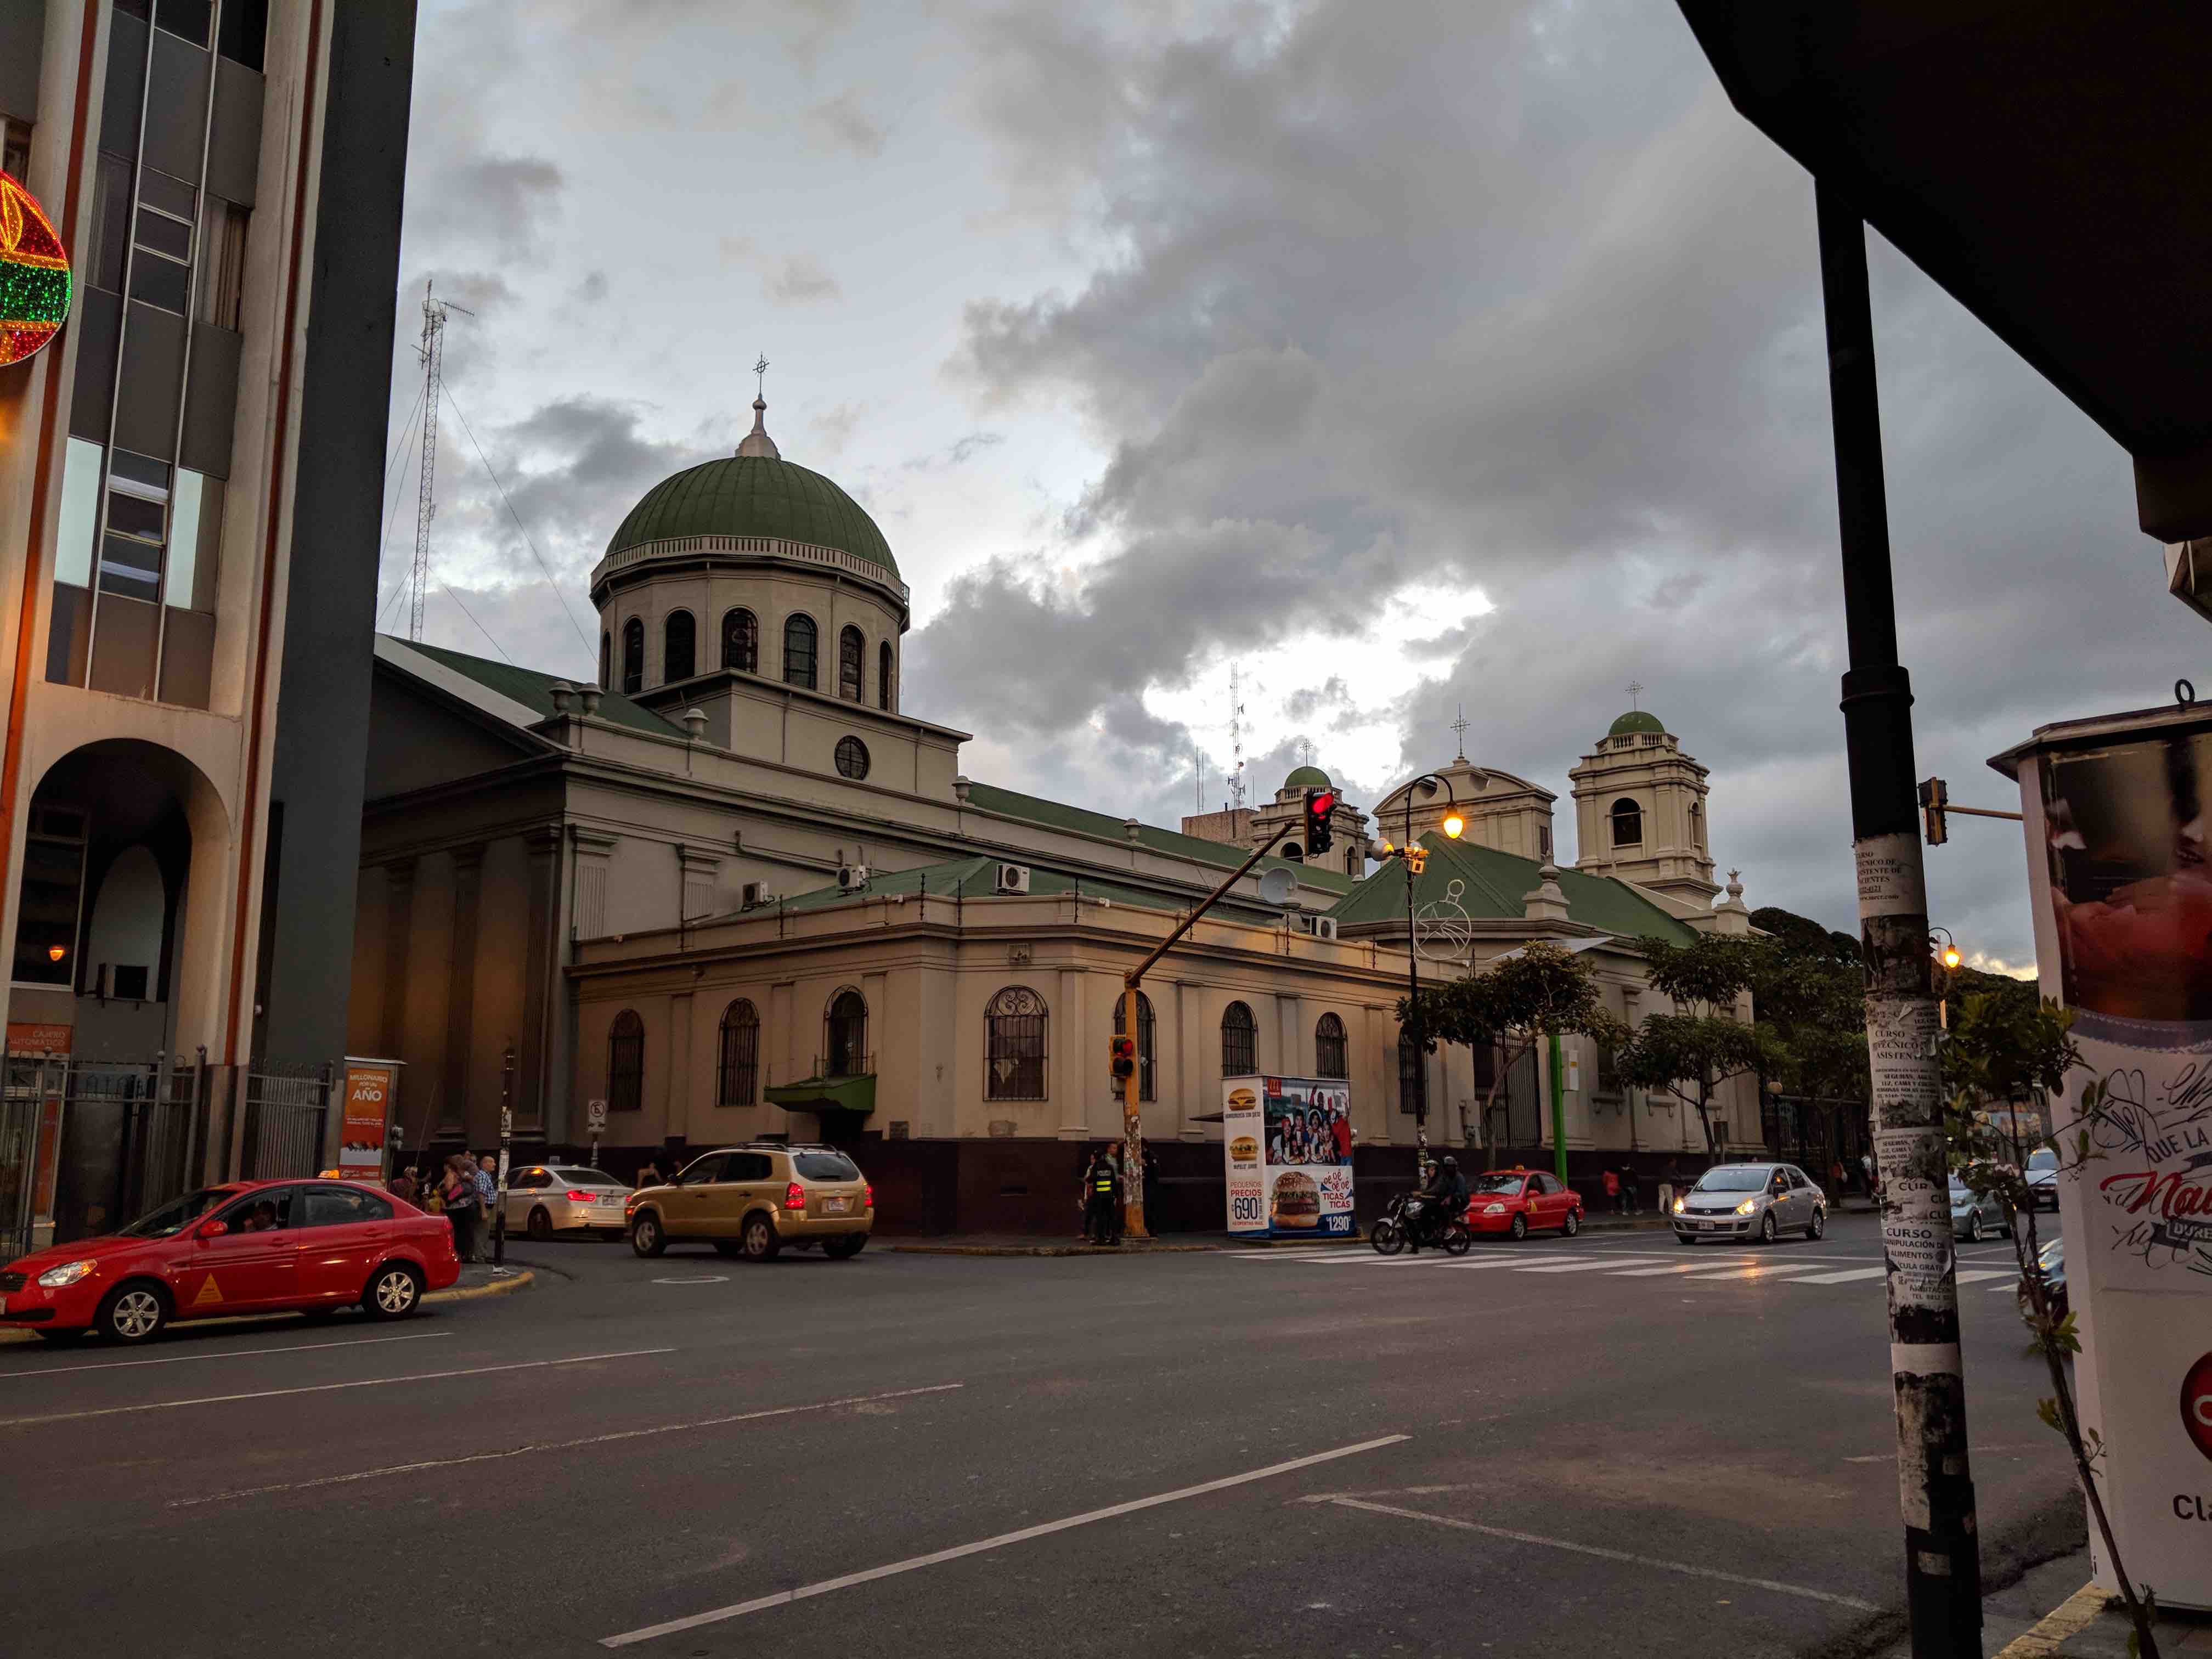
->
1684 1264 1831 1282
1226 1249 1352 1260
1951 1269 2014 1285
1987 1280 2021 1294
1514 1258 1669 1274
1607 1262 1729 1277
1793 1267 1888 1285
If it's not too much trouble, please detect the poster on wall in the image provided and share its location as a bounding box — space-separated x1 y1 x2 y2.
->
2000 709 2212 1611
338 1058 402 1183
1222 1074 1355 1238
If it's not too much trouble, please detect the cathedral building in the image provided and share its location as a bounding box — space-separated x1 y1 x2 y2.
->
352 404 1760 1232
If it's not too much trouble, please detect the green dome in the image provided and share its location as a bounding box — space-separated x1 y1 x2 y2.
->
1608 710 1664 737
1284 765 1332 789
606 454 897 579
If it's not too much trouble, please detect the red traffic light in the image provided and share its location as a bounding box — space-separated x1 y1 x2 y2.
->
1308 790 1336 817
1109 1035 1137 1080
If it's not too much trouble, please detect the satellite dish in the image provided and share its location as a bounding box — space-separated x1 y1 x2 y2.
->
1257 866 1296 907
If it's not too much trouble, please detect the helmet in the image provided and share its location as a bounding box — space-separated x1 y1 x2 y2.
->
1440 1156 1458 1170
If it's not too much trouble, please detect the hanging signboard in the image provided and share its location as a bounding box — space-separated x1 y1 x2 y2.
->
1222 1074 1355 1238
1995 705 2212 1611
338 1058 402 1183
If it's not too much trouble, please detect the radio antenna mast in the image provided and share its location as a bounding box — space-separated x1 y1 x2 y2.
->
1227 663 1247 811
408 278 472 640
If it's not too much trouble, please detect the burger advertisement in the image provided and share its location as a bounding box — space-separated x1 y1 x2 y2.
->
1222 1074 1355 1237
1999 708 2212 1609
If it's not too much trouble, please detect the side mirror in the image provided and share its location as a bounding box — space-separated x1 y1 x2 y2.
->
196 1218 229 1239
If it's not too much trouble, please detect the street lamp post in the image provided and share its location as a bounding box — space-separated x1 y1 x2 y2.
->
1392 775 1464 1181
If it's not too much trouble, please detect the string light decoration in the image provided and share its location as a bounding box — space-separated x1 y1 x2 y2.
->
1 170 71 368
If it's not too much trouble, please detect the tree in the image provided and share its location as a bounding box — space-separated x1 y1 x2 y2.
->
1617 934 1786 1154
1400 943 1622 1167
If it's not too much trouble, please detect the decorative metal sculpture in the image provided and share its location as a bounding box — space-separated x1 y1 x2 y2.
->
1414 878 1473 964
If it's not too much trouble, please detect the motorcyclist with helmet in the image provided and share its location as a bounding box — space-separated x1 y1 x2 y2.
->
1405 1155 1468 1254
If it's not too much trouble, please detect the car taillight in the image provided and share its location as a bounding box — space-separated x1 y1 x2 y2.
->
565 1190 597 1201
865 1183 874 1210
784 1181 805 1211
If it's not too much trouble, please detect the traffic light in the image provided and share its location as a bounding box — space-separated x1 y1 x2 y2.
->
1108 1035 1136 1082
1303 787 1336 856
1918 777 1949 846
1405 845 1429 875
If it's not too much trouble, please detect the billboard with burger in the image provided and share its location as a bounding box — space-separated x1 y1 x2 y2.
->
1222 1074 1355 1237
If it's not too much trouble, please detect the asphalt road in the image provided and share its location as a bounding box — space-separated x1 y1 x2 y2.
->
0 1213 2081 1658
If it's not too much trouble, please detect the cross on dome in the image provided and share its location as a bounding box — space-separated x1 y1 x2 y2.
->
1626 679 1644 710
737 352 781 460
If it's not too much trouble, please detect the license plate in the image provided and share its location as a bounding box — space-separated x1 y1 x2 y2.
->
822 1197 848 1214
1698 1221 1718 1231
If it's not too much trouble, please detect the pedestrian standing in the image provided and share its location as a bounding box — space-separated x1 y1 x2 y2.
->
388 1168 417 1206
1082 1149 1118 1245
1830 1157 1848 1199
1860 1149 1876 1198
474 1154 499 1261
1603 1167 1623 1215
441 1155 478 1262
1620 1165 1640 1215
636 1160 663 1190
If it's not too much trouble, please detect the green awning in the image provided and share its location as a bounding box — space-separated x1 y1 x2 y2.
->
763 1074 876 1115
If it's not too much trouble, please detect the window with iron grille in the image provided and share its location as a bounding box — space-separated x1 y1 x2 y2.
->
621 618 644 695
718 1000 759 1106
1397 1031 1421 1115
783 614 817 689
985 986 1049 1100
1112 990 1156 1102
1221 1001 1256 1076
878 641 894 710
826 989 867 1076
839 625 864 701
1314 1012 1348 1079
723 608 758 672
608 1011 644 1111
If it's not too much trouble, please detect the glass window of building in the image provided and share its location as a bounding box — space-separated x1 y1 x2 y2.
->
826 989 868 1076
718 1000 759 1107
621 618 644 694
1221 1001 1256 1076
608 1012 644 1113
834 736 869 780
838 625 864 701
722 608 757 673
1315 1013 1348 1079
664 611 695 682
985 987 1048 1101
783 614 817 689
1610 798 1643 847
878 641 893 711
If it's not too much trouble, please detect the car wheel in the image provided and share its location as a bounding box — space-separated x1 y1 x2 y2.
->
741 1213 782 1262
1562 1207 1581 1238
1369 1218 1405 1256
96 1281 168 1344
712 1240 743 1258
1807 1206 1826 1240
1758 1211 1778 1245
1962 1211 1982 1244
630 1212 667 1258
527 1206 554 1242
1509 1213 1528 1242
363 1262 423 1320
823 1235 867 1260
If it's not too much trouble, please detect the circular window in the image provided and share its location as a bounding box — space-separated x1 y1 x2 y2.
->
834 736 870 780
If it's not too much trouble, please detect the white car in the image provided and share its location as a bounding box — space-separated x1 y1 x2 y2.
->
500 1165 631 1240
2023 1147 2060 1211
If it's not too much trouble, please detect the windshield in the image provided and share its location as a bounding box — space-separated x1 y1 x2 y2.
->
119 1187 235 1238
549 1167 622 1186
1948 1180 1973 1199
1470 1173 1525 1194
1694 1167 1771 1192
2027 1149 2058 1172
793 1152 861 1182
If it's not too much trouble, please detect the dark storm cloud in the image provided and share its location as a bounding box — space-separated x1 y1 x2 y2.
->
408 155 565 263
905 0 2193 964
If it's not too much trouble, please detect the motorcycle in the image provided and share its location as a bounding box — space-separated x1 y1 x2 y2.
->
1369 1192 1471 1256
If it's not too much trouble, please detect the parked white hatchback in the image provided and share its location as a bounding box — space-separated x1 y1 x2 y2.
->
500 1165 631 1240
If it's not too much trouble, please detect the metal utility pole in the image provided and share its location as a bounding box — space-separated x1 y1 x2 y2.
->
407 280 472 641
492 1042 514 1272
1818 180 1980 1658
1393 775 1459 1181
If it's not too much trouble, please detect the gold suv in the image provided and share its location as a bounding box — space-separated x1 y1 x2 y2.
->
626 1144 872 1262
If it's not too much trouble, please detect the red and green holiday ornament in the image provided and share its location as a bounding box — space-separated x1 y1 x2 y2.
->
1 170 71 368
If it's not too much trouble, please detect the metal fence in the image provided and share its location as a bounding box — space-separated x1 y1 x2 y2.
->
3 1053 210 1251
240 1061 331 1181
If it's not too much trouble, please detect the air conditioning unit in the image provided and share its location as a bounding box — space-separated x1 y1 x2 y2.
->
837 865 870 891
995 862 1031 895
741 882 777 909
1291 914 1339 942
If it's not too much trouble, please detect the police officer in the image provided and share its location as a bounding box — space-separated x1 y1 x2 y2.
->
1082 1149 1120 1245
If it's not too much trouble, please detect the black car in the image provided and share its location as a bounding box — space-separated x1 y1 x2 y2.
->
2016 1232 2067 1324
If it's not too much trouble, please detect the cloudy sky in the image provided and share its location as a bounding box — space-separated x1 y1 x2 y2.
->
379 0 2199 974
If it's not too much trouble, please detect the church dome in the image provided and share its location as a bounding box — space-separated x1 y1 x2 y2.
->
605 401 897 579
1607 709 1664 737
1284 764 1331 790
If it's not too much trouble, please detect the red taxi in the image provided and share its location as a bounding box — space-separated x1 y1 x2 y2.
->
1464 1168 1583 1239
0 1178 460 1344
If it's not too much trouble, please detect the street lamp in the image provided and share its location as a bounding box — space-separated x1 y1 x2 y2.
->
1929 926 1962 1029
1397 774 1463 1180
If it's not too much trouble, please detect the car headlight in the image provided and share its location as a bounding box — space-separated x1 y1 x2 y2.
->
1483 1204 1506 1216
36 1259 98 1288
1672 1197 1685 1214
1735 1198 1759 1216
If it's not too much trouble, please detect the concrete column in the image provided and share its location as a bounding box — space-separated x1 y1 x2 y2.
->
1056 965 1087 1138
518 827 559 1133
667 989 693 1147
1175 979 1203 1139
379 858 416 1056
1277 993 1303 1079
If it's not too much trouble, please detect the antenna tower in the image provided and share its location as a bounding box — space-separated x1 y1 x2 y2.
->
1228 663 1247 811
408 279 473 640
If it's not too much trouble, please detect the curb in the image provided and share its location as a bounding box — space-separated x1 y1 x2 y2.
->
1992 1582 2106 1659
0 1267 534 1344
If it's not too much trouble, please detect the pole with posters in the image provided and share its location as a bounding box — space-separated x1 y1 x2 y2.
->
1818 183 1979 1657
492 1045 513 1273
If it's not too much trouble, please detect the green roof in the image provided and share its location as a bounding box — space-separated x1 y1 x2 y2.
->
392 637 680 737
607 455 896 578
1284 765 1331 789
962 780 1356 894
1608 710 1665 737
770 855 1279 923
1327 832 1697 943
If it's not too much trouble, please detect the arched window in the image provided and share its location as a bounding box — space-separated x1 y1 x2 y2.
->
599 632 611 690
985 985 1049 1100
1397 1030 1421 1115
1221 1000 1256 1076
608 1011 644 1113
663 611 696 683
1689 800 1705 849
825 988 868 1076
620 618 644 695
1610 797 1643 847
783 614 817 689
717 998 759 1107
1112 990 1156 1102
878 641 894 711
1315 1012 1348 1080
722 608 758 673
838 625 864 702
834 736 870 780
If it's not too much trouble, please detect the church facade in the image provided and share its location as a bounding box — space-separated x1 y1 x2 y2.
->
351 404 1760 1231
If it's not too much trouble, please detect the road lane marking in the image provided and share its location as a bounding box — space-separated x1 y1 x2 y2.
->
1683 1265 1831 1282
1319 1497 1878 1612
0 1330 447 1380
597 1433 1413 1647
1793 1267 1889 1285
1513 1258 1668 1274
1951 1269 2014 1285
1225 1249 1353 1259
1605 1263 1719 1277
171 1381 967 1508
0 1347 675 1429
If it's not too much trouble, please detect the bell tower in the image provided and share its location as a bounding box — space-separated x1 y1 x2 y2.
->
1567 698 1717 905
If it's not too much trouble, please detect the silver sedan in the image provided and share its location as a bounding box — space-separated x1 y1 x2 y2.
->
1950 1178 2013 1243
501 1165 632 1240
1673 1161 1828 1244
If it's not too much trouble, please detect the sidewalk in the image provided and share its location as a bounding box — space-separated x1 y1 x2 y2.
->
883 1212 1680 1255
1872 1550 2211 1657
